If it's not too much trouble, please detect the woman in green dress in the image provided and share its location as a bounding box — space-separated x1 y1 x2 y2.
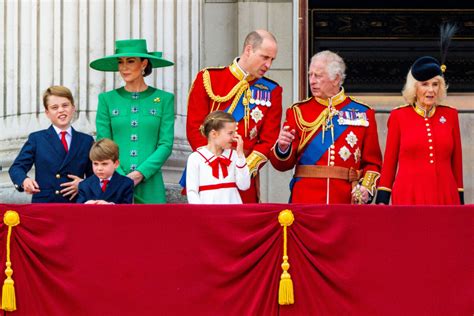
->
90 39 174 203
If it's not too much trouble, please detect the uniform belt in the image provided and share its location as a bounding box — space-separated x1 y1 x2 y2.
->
294 165 361 183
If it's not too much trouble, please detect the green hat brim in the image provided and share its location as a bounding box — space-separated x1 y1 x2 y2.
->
90 53 173 72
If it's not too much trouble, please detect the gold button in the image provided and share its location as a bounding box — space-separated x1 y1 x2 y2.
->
427 128 431 132
426 123 430 127
330 145 335 149
430 153 433 157
329 161 335 166
55 190 60 195
428 133 432 136
330 155 335 160
428 139 432 143
430 160 434 164
429 146 433 150
424 118 428 121
330 150 335 155
56 174 60 179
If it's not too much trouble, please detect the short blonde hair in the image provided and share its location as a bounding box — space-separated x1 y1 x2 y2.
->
90 138 119 162
402 71 447 104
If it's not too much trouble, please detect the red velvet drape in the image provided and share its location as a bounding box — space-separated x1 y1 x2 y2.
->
0 204 472 316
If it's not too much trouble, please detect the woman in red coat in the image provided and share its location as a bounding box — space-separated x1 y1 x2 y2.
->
376 56 464 205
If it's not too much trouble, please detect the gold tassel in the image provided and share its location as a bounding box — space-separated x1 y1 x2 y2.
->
278 209 295 305
1 210 20 312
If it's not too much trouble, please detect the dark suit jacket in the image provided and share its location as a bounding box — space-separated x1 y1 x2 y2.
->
9 125 94 203
76 172 134 204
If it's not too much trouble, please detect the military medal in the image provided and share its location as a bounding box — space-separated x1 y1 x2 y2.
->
249 126 258 140
249 90 255 104
338 146 351 161
264 91 271 107
255 90 261 105
250 107 263 123
354 147 361 163
345 131 358 148
440 116 447 124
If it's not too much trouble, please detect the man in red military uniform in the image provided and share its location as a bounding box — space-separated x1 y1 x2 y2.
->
186 30 282 203
270 50 382 204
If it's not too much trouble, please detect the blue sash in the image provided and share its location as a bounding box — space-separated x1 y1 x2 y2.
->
289 100 369 200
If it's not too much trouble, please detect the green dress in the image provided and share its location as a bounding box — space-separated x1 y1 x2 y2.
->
96 86 174 203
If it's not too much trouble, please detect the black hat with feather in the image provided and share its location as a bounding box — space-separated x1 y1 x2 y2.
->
410 23 458 81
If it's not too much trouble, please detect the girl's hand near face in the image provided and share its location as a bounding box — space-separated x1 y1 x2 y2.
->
234 133 245 158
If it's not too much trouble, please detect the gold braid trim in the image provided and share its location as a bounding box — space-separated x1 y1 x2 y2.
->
246 151 268 176
202 69 249 115
293 106 329 153
361 171 381 196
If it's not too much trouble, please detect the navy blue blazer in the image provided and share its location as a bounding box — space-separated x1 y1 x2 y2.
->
9 125 94 203
76 172 134 204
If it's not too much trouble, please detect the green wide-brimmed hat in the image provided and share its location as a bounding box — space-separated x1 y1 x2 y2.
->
90 39 173 71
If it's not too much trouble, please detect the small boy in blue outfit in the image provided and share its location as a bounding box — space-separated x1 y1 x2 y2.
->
77 138 134 204
9 86 94 203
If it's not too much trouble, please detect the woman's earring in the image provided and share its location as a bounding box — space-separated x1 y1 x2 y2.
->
142 69 145 76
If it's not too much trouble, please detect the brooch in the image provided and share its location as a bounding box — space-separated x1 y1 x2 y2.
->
354 147 361 163
345 131 358 148
338 146 351 161
250 107 263 123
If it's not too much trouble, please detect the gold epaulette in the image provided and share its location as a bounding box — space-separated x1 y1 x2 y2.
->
201 66 226 72
246 150 268 176
349 96 373 109
361 171 381 196
290 97 313 108
393 104 411 110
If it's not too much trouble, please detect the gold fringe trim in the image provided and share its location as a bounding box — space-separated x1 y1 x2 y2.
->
278 209 295 305
1 210 20 312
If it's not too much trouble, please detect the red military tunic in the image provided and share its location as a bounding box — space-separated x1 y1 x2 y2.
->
269 89 382 204
376 104 464 205
186 59 282 203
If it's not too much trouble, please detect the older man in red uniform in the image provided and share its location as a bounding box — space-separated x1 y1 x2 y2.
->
270 51 382 204
186 30 282 203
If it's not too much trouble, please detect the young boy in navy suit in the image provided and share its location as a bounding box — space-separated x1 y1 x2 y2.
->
9 86 94 203
77 138 134 204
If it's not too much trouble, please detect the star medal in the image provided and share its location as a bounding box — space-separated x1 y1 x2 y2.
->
440 116 447 124
338 146 351 161
345 131 358 148
250 107 263 123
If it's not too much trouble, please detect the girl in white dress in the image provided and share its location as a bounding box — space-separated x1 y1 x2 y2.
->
186 111 250 204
